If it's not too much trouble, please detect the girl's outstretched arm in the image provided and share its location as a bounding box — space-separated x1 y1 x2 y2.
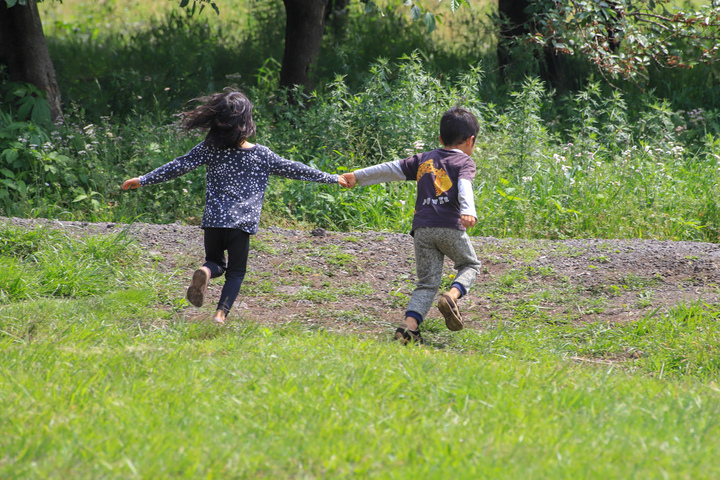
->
122 178 141 190
266 149 338 184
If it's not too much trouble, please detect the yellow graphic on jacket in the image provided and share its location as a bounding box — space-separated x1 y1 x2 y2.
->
417 159 453 196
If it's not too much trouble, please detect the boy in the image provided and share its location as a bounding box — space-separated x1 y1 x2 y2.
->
340 107 482 344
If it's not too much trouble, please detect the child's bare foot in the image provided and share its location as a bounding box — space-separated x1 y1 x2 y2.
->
212 310 226 325
186 267 210 307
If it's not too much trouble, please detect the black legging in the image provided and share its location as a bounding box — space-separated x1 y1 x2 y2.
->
202 227 250 315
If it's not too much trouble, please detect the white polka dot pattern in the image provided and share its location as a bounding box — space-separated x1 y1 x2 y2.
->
139 142 338 233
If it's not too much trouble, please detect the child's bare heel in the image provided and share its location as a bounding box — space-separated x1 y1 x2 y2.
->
212 310 226 325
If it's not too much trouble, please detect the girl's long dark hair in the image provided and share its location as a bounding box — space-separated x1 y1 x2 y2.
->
181 87 257 149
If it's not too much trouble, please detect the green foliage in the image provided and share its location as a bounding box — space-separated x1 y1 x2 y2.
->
254 53 485 165
468 78 720 241
1 1 718 242
45 3 286 119
3 82 51 125
259 54 484 230
0 224 140 303
3 53 720 241
527 0 720 82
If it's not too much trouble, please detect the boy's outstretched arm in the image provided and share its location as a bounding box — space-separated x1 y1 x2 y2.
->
122 178 141 190
339 173 357 188
352 161 406 186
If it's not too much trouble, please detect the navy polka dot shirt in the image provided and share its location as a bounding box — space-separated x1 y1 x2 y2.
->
139 142 338 233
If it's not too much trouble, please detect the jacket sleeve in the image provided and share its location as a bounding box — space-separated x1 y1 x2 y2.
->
266 150 339 184
139 143 207 186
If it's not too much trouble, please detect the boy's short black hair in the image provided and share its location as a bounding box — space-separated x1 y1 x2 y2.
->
439 107 479 147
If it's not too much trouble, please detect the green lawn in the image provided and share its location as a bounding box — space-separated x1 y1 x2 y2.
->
3 317 720 478
2 227 720 478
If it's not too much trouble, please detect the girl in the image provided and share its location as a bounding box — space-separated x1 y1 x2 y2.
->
122 88 346 324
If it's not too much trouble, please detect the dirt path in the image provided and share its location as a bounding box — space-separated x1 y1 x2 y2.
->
4 217 720 342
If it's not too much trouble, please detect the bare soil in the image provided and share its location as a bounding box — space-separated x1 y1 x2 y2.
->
4 217 720 342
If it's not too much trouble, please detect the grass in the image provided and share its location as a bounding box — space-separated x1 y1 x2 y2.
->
3 224 720 478
4 314 720 478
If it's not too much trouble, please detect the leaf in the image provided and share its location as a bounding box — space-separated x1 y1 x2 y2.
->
31 99 51 125
179 0 189 8
2 149 18 164
0 179 17 190
424 12 436 33
73 194 88 202
410 5 421 21
17 100 32 121
0 168 14 179
5 0 18 7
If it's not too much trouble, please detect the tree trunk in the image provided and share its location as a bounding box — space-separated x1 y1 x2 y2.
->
496 0 564 91
280 0 330 90
497 0 531 80
324 0 350 36
0 0 62 121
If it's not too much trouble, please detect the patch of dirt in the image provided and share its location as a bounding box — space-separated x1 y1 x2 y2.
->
4 217 720 342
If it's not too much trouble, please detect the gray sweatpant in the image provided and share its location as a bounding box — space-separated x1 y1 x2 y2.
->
406 227 482 321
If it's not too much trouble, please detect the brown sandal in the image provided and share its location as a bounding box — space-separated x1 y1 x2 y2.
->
437 293 464 331
186 268 209 307
395 326 424 345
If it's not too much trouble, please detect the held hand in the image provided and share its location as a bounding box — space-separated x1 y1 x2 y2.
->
461 215 476 229
122 178 141 190
338 173 357 189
